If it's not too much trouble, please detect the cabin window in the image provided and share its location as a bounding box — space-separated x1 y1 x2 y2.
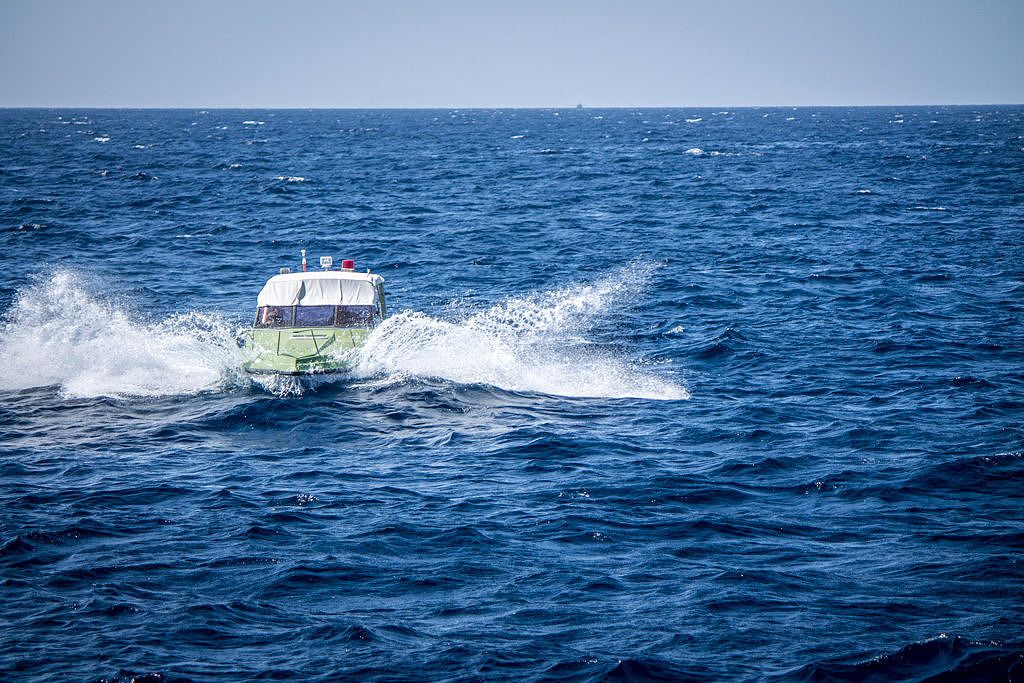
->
335 305 376 328
255 305 293 328
294 305 336 327
254 304 377 328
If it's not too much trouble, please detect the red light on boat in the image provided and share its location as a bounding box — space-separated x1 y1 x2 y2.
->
341 259 355 270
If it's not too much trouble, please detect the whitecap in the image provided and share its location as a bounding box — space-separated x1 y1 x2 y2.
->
275 176 306 182
685 117 702 123
511 134 525 139
93 136 111 143
685 148 704 155
242 120 265 125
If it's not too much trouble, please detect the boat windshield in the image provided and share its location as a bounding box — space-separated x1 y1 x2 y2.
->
254 305 377 329
295 305 335 327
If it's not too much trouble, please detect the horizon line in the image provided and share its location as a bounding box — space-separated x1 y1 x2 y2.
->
1 103 1023 111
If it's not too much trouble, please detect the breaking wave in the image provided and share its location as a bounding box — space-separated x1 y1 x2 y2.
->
0 271 242 399
353 265 689 401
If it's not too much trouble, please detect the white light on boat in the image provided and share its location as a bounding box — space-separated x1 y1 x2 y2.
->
319 255 333 270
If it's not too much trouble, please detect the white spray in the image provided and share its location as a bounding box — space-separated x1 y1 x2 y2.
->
351 264 689 400
0 267 688 401
0 271 242 399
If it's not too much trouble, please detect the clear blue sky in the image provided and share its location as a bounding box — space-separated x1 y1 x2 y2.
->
1 0 1021 107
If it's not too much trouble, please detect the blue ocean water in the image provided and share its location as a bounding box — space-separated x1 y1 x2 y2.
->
0 107 1022 681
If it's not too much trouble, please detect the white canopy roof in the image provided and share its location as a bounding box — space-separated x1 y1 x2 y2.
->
256 271 384 307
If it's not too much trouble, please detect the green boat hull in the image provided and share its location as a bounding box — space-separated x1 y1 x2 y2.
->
242 327 370 375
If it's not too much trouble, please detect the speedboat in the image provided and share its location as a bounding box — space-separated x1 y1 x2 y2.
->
242 251 386 375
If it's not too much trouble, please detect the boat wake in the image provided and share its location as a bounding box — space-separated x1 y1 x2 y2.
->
0 268 688 401
0 271 243 399
352 265 689 401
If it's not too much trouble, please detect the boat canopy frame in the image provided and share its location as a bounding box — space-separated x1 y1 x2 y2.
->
252 271 387 327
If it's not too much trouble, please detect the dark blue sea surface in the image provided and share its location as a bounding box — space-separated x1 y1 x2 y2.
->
1 107 1022 681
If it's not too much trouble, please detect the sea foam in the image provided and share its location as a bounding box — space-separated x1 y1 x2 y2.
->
0 271 242 399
